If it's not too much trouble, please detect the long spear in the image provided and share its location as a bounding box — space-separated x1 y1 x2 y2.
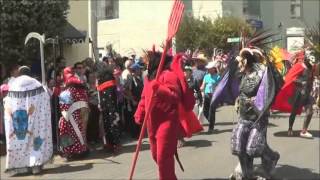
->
45 37 60 153
129 1 184 179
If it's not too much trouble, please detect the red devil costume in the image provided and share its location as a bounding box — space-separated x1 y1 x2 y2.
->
170 54 203 138
134 52 202 180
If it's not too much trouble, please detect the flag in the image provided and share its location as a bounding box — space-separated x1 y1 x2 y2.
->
253 62 278 122
271 63 305 114
210 50 240 108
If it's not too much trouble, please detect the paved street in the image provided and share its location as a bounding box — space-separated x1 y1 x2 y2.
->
1 106 319 180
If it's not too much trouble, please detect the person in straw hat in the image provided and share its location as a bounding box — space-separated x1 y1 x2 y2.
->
191 52 207 123
200 61 221 133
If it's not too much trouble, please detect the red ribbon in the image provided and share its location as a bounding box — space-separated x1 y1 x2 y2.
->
97 80 116 92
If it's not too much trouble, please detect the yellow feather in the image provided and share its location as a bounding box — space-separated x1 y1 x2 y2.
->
269 46 284 74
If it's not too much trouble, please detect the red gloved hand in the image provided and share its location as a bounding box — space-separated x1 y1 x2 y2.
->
150 80 160 91
134 114 144 125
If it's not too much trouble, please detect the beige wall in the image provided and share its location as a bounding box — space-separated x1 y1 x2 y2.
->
97 1 173 56
63 0 90 66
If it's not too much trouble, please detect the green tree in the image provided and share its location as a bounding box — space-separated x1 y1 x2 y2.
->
211 16 251 51
176 15 252 57
0 0 69 67
305 22 320 60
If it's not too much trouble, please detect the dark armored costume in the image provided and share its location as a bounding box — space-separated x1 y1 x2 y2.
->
231 48 280 179
288 62 315 135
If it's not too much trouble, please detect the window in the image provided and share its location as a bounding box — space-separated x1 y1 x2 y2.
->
247 0 260 17
97 0 119 20
290 0 302 18
243 1 248 15
243 0 260 17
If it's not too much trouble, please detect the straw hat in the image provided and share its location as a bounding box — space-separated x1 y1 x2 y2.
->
205 61 218 69
192 52 207 60
192 52 208 65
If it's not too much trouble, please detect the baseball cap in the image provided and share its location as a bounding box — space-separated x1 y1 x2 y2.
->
130 63 142 71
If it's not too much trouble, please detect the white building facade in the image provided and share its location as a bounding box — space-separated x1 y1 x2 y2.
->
97 1 174 57
95 0 249 57
260 0 320 52
88 0 319 59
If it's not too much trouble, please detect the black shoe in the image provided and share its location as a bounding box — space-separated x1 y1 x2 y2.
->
79 149 90 158
263 151 280 178
31 166 42 175
207 128 214 134
68 149 90 160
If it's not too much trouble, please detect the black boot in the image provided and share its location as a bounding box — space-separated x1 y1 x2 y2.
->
238 155 254 179
262 150 280 178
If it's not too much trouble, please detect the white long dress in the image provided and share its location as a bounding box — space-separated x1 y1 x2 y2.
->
4 75 52 172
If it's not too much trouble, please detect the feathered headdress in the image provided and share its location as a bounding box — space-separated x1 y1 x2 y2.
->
237 30 280 65
269 46 292 75
244 30 278 48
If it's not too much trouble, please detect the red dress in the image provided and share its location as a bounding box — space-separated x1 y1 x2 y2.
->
135 69 182 180
59 67 89 158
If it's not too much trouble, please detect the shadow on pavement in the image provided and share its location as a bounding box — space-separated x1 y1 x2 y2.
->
274 130 320 138
184 139 214 148
215 122 235 126
270 114 313 119
267 122 278 128
214 129 233 134
82 149 123 163
273 164 320 180
196 128 233 136
214 122 277 128
270 114 290 118
120 143 150 154
42 163 93 175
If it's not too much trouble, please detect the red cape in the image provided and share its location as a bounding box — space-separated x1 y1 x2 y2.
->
171 54 203 137
271 63 305 114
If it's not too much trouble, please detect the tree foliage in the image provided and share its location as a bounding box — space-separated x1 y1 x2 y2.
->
0 0 69 67
176 15 252 57
305 21 320 60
